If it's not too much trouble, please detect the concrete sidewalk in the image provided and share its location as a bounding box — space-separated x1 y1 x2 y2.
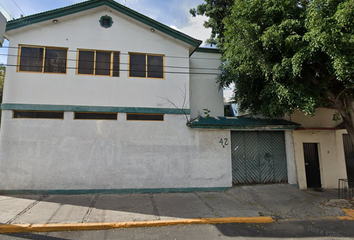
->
0 184 351 233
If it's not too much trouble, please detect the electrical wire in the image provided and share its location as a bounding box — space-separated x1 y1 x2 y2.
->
11 0 25 16
0 2 14 19
0 53 221 71
2 64 220 75
0 46 221 61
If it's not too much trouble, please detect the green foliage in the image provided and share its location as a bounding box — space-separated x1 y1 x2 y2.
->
203 108 211 118
192 0 354 119
0 64 5 124
333 111 341 122
0 63 4 103
190 0 234 45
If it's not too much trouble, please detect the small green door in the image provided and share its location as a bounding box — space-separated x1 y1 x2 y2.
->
231 131 288 185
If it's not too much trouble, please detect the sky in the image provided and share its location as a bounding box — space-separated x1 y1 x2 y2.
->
0 0 234 101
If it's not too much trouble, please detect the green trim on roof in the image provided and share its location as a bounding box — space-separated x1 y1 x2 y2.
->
195 47 221 54
188 116 300 130
6 0 202 48
1 103 190 115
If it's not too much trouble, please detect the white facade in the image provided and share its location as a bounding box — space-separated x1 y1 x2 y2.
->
0 3 231 191
4 7 191 108
291 109 348 189
190 51 223 119
0 111 231 190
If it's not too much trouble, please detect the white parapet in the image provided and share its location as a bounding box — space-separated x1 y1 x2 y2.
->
0 12 6 47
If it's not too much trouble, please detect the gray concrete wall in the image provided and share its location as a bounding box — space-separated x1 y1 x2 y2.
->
0 111 232 190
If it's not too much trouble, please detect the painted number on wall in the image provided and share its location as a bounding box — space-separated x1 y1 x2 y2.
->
219 138 228 148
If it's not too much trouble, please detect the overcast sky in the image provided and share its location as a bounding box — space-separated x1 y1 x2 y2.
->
0 0 234 100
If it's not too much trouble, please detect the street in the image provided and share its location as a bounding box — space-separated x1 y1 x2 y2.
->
1 220 354 240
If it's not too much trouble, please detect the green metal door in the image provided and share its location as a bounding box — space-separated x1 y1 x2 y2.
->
231 131 288 184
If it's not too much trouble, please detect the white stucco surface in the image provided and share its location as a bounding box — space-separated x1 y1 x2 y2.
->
284 130 297 185
4 7 191 109
189 52 223 119
0 5 230 191
293 130 348 189
0 111 232 190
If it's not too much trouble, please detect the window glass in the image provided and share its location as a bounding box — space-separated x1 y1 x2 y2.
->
13 111 64 119
129 54 146 77
44 48 67 73
78 51 94 74
112 52 120 77
95 51 111 76
74 112 117 120
126 113 164 121
147 55 163 78
19 47 44 72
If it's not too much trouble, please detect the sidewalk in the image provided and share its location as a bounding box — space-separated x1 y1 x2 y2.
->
0 184 351 233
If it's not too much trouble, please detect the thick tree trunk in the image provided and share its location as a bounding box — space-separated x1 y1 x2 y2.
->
341 96 354 147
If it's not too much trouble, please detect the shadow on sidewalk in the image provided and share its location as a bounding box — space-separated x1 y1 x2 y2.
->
0 184 344 225
1 233 69 240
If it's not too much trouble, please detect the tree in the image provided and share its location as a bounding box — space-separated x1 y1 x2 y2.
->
0 64 5 122
191 0 354 144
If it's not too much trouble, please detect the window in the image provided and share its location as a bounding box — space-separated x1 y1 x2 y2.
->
99 15 113 28
129 53 164 79
77 49 119 77
19 45 67 73
126 113 164 121
74 112 118 120
13 111 64 119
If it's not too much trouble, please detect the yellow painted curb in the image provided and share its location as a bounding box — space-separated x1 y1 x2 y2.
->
341 208 354 218
338 208 354 221
0 217 274 233
338 216 354 221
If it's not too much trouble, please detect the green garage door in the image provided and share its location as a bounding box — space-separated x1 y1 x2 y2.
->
231 131 288 184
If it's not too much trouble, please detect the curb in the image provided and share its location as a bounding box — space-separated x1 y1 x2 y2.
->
338 208 354 221
0 217 274 233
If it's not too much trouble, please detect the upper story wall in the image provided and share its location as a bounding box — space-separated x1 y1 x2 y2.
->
290 108 342 128
4 6 191 109
189 50 223 119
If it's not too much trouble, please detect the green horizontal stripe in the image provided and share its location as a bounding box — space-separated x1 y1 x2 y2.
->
1 103 190 115
0 187 230 195
189 125 297 130
195 48 221 54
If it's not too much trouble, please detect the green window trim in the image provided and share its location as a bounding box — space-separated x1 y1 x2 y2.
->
99 15 113 28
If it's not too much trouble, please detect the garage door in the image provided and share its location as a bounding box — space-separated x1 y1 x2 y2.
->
231 131 288 184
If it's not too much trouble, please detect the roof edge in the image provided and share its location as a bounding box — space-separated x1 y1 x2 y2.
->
6 0 202 48
195 47 221 54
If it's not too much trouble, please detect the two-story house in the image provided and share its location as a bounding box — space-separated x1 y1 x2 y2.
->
0 0 301 193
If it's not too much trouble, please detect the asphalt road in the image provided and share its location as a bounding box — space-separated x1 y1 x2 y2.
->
1 220 354 240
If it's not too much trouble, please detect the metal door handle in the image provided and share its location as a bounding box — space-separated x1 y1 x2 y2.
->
305 163 309 165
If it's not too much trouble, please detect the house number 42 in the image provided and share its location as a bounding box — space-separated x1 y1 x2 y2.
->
219 138 229 148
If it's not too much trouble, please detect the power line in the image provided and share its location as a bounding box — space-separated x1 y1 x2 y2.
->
0 2 14 19
3 64 220 75
0 53 221 71
11 0 25 16
0 46 221 61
